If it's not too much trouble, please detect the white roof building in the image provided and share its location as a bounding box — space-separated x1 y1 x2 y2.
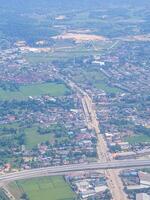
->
138 171 150 186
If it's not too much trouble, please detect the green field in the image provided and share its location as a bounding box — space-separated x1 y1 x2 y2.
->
94 82 122 94
25 41 111 64
0 123 61 149
0 82 70 100
25 127 54 149
8 176 76 200
72 68 122 94
125 134 150 144
25 124 66 149
72 69 107 86
25 50 102 64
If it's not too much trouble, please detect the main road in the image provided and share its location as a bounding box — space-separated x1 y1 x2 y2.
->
63 77 129 200
0 160 150 184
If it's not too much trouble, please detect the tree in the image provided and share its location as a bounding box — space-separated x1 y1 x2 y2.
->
21 193 29 200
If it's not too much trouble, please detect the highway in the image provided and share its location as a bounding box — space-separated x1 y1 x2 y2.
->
64 78 128 200
81 94 128 200
0 160 150 184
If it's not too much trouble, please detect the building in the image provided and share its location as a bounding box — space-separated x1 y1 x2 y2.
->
138 171 150 186
136 193 150 200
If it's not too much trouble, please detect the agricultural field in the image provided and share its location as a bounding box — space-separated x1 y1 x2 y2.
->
8 176 76 200
0 82 70 100
72 69 122 94
73 70 106 83
125 134 150 144
25 40 111 64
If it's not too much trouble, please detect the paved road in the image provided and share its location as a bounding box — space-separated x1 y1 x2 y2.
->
82 94 128 200
63 78 129 200
0 160 150 184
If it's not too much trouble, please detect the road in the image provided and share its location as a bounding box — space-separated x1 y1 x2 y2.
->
108 40 120 50
81 94 128 200
0 160 150 183
63 78 128 200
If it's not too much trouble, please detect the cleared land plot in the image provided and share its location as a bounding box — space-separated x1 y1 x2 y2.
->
52 33 107 43
0 82 70 100
8 176 75 200
125 134 150 144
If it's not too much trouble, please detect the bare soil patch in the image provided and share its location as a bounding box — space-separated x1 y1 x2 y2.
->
52 32 107 43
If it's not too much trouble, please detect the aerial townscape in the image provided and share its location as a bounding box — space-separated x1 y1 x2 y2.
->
0 0 150 200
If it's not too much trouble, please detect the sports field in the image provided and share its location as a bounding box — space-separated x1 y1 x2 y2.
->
0 82 70 100
8 176 76 200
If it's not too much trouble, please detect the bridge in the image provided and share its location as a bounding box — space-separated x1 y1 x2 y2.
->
0 159 150 185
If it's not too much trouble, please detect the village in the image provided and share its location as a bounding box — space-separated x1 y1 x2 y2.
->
0 36 150 199
0 3 150 198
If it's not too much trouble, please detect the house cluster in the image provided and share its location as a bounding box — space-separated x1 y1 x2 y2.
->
93 92 150 159
120 170 150 199
21 127 97 169
52 40 150 198
0 44 57 84
0 93 97 171
92 41 150 94
65 171 111 200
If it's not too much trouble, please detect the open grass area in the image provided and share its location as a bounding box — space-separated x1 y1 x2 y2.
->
72 69 106 83
24 40 112 64
0 123 55 149
25 124 69 149
0 82 70 100
25 49 103 64
125 134 150 144
8 176 76 200
72 69 122 94
25 127 54 149
94 82 122 94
